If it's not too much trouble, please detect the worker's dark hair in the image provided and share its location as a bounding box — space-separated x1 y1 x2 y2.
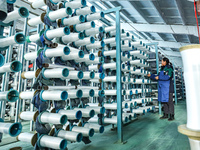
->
162 57 169 65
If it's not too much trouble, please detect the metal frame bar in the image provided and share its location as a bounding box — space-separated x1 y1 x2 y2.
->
145 42 161 115
173 64 177 105
103 6 123 143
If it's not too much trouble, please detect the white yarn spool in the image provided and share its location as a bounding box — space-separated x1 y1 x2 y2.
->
90 79 100 83
63 70 83 80
40 90 68 101
46 86 75 91
45 27 70 40
17 133 37 146
131 41 143 47
0 121 22 137
43 64 74 70
132 109 145 114
103 63 116 69
88 116 99 123
135 79 144 84
86 12 104 22
180 45 200 130
24 51 37 61
48 7 72 21
28 13 45 27
104 103 127 110
61 15 85 26
75 54 95 63
73 108 95 118
86 41 105 50
42 68 69 79
21 71 35 79
133 98 144 104
84 123 104 133
64 0 86 9
71 126 94 137
19 91 34 100
75 6 96 15
38 112 67 125
85 106 105 114
104 26 116 32
56 129 83 142
84 26 104 37
82 89 94 97
131 89 138 94
58 109 82 120
88 64 100 71
61 50 84 61
61 33 84 44
38 135 67 150
104 90 117 96
77 86 98 90
87 103 100 107
0 61 22 73
19 111 39 122
0 33 25 48
103 37 115 44
44 45 70 58
74 37 95 47
131 69 143 75
74 21 95 32
31 0 46 9
3 7 29 24
27 34 40 42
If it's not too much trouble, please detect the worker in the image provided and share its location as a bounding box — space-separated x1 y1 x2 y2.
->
147 57 174 121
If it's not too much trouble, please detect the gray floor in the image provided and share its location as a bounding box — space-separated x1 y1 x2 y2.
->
0 101 190 150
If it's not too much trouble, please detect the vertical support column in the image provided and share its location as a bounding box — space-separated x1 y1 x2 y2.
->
0 22 16 118
173 63 177 105
15 18 28 122
154 44 161 115
116 10 123 143
181 69 184 100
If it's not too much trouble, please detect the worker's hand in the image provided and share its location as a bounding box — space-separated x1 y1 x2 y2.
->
147 74 151 77
155 76 159 80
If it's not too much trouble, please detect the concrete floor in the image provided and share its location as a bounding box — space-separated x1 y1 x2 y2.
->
0 101 189 150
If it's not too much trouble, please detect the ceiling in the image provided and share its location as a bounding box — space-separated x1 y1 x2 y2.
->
15 0 199 67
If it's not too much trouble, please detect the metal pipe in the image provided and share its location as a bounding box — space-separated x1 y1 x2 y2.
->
56 129 83 142
71 126 94 137
38 111 67 125
58 109 82 120
3 7 29 24
37 135 67 150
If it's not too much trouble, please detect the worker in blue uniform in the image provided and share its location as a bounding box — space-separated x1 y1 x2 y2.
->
148 57 175 121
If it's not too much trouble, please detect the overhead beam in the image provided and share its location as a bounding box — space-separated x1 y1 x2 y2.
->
15 0 45 16
142 39 189 49
122 23 198 37
174 0 192 43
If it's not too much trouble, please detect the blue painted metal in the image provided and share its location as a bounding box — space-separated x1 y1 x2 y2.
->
103 7 121 14
15 18 28 122
173 64 177 105
116 10 123 143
